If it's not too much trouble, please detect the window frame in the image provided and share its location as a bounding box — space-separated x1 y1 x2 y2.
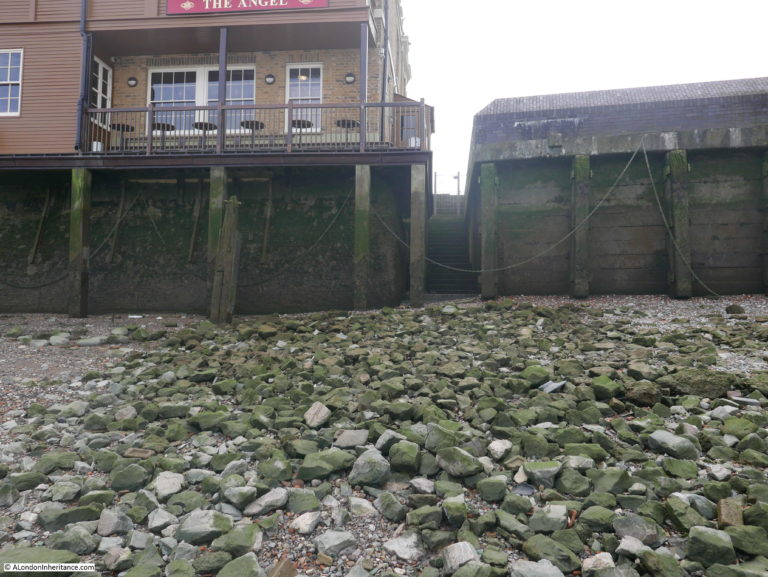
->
285 63 323 133
146 65 256 133
89 56 113 129
206 68 257 132
0 49 23 117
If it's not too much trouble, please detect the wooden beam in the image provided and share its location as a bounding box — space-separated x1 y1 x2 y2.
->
108 180 126 264
666 149 692 298
570 155 590 298
354 165 371 310
410 164 426 307
187 179 203 263
210 196 241 324
208 166 228 264
28 186 51 265
762 152 768 294
68 168 91 317
480 163 498 299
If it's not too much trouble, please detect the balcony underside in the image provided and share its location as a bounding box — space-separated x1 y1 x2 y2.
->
92 21 368 55
0 150 431 171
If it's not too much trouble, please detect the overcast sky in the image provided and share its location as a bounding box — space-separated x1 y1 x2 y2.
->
400 0 767 193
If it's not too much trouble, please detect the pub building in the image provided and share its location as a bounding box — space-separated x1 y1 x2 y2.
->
0 0 433 319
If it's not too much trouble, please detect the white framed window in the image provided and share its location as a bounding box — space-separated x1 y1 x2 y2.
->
89 56 112 128
0 49 23 116
207 69 256 131
148 66 255 132
287 64 322 132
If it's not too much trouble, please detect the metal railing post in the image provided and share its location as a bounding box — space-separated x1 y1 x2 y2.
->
286 101 293 153
146 103 154 156
217 104 225 154
420 98 427 151
359 104 366 153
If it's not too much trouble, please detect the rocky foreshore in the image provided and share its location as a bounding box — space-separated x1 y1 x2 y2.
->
0 296 767 577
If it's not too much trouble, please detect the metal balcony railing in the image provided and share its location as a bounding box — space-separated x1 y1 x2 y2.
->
84 101 430 155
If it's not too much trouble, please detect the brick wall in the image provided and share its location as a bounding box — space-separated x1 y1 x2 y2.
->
112 48 382 108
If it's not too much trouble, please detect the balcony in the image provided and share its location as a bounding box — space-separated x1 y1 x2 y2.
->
84 101 430 156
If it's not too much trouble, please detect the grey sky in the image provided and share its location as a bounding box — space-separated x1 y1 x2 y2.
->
400 0 766 193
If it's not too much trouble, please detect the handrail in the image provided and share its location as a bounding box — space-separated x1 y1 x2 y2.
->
84 101 433 155
86 101 432 113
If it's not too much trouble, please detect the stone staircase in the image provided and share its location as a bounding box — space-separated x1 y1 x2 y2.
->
426 216 479 294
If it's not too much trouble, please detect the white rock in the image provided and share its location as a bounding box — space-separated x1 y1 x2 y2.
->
97 508 134 537
349 496 377 516
290 511 323 534
513 467 528 484
114 406 137 421
478 456 494 474
409 478 435 494
304 402 332 428
722 434 739 447
97 536 124 553
383 531 425 561
707 464 732 482
709 405 739 421
244 487 288 517
314 529 357 556
154 471 186 501
442 541 478 575
581 552 615 573
627 482 648 495
220 459 248 477
615 535 650 559
488 439 513 461
126 530 153 549
147 508 178 533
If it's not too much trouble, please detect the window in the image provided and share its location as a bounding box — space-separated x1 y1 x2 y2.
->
90 56 112 127
207 69 255 130
0 49 22 116
150 70 197 131
287 64 322 131
149 67 255 131
401 113 418 146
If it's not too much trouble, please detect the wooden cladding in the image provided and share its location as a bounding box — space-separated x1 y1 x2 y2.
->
0 26 81 155
0 0 365 23
91 0 365 21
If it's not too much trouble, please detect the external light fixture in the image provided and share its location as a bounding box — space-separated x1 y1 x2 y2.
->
127 77 138 88
344 72 356 84
264 74 276 85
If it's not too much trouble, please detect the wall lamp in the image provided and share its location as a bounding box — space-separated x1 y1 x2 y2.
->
344 72 356 84
264 74 276 85
127 77 138 88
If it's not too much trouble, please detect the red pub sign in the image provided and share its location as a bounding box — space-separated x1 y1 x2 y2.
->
167 0 329 15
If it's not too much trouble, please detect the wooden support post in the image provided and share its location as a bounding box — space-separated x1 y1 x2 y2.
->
570 155 591 298
261 179 273 263
188 179 203 263
354 165 371 310
28 186 51 265
108 180 126 264
762 152 768 294
68 168 91 317
208 167 228 265
665 150 692 298
410 164 426 307
480 163 498 299
210 196 241 324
